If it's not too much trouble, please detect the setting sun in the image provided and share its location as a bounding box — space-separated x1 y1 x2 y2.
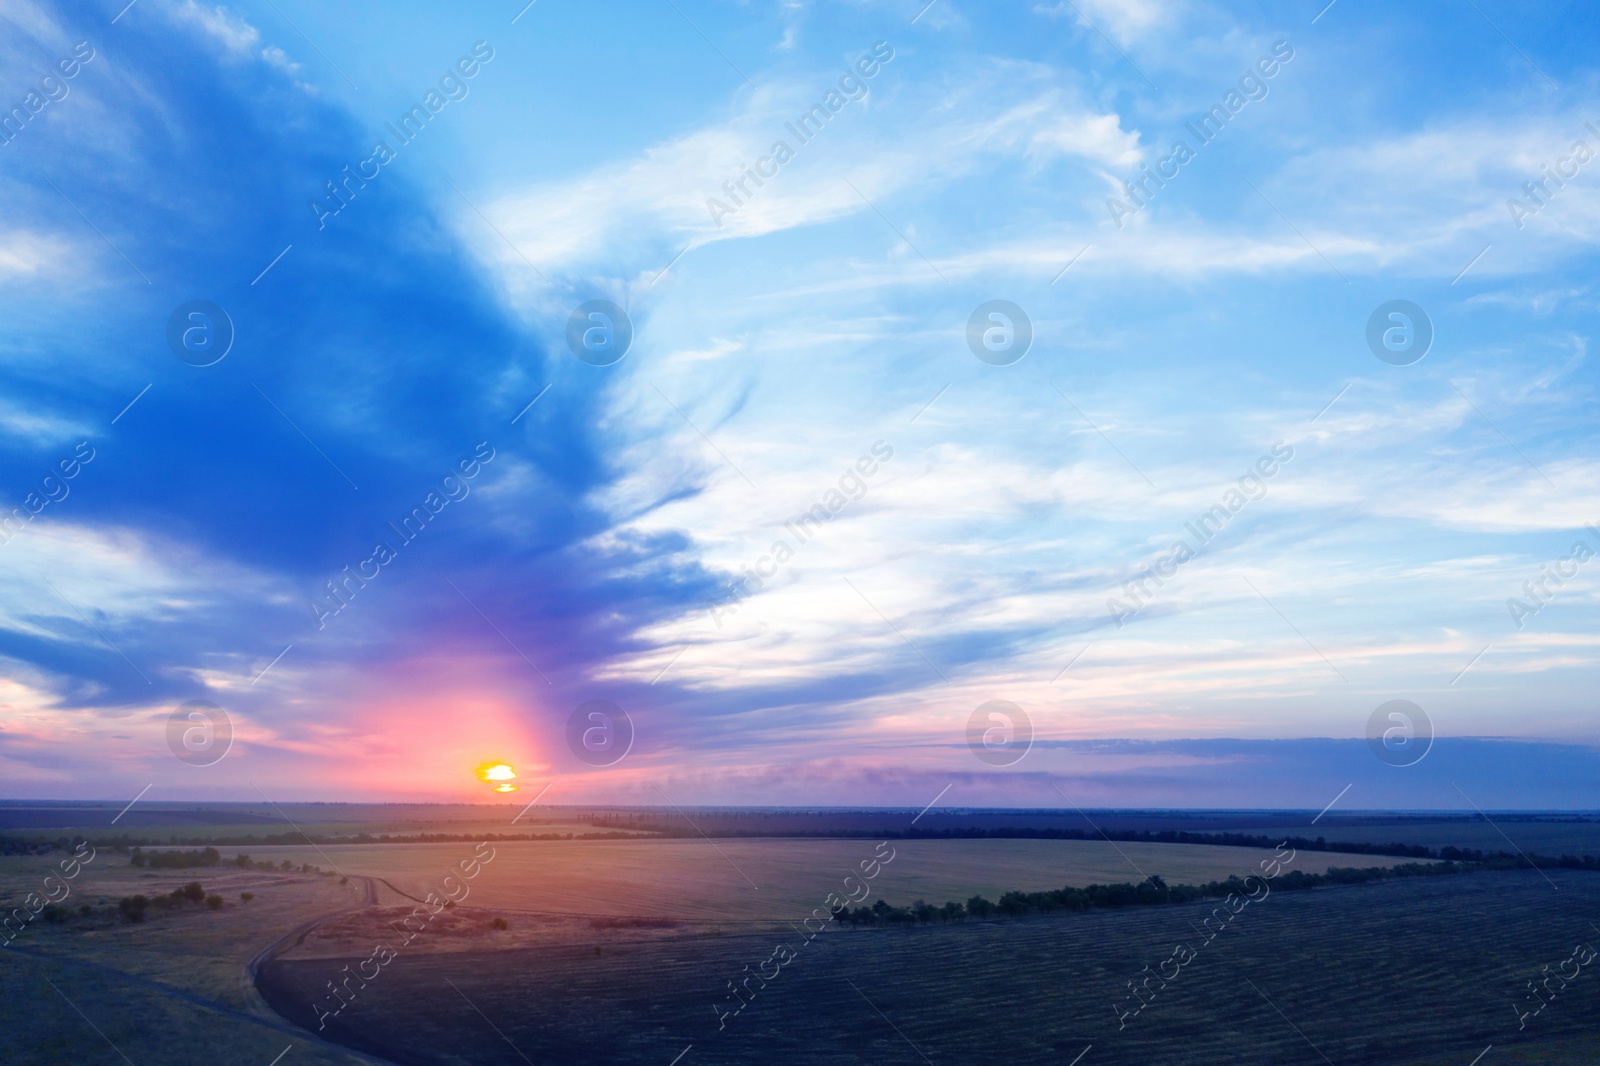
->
477 762 517 791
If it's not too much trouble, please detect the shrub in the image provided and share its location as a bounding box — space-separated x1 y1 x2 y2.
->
240 892 254 902
144 847 221 869
205 895 223 910
491 917 508 930
118 895 149 922
130 849 146 868
40 903 69 924
177 881 206 903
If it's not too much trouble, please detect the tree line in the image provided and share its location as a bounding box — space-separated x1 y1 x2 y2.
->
836 856 1578 927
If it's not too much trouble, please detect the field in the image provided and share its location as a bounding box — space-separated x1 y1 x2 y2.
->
242 837 1366 923
0 853 373 1064
11 801 1598 862
1245 818 1600 857
259 868 1600 1066
0 799 632 844
6 808 1599 1065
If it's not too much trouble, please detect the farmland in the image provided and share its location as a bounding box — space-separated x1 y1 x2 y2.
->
5 807 1599 1065
0 852 371 1064
259 867 1600 1066
240 836 1373 924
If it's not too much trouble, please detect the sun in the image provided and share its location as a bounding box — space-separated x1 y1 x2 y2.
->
477 762 518 792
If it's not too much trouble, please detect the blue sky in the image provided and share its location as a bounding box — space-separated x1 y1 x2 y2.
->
1 0 1597 807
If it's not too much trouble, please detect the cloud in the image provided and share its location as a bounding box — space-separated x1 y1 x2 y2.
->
1 0 1596 805
168 1 303 78
1035 0 1177 45
170 0 260 54
468 60 1138 296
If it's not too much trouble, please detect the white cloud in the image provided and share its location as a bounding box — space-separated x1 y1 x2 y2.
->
168 1 304 78
1035 0 1177 44
462 63 1138 303
0 522 281 659
171 0 260 54
0 229 79 282
0 396 91 443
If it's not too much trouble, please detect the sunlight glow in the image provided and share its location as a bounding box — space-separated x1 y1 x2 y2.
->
478 762 518 790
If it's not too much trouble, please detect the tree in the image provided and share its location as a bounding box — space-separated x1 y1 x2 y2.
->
119 895 149 922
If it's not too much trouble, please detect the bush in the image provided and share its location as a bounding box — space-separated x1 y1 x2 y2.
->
40 903 69 924
240 892 254 902
205 895 223 910
491 917 508 930
144 847 220 870
118 895 149 922
177 882 206 903
130 849 146 868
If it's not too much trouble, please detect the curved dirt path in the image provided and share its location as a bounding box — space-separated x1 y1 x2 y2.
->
242 875 396 1065
4 876 391 1066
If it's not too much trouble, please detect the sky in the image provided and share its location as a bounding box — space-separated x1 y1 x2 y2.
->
1 0 1597 809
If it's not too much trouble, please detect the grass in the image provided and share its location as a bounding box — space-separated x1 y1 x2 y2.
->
7 825 1594 1066
260 868 1600 1066
0 853 371 1065
236 837 1393 921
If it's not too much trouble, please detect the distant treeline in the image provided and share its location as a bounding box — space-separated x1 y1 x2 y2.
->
8 829 1600 871
1 834 91 856
127 847 335 877
626 825 1600 867
0 838 58 856
0 830 634 850
131 846 221 868
840 859 1502 926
